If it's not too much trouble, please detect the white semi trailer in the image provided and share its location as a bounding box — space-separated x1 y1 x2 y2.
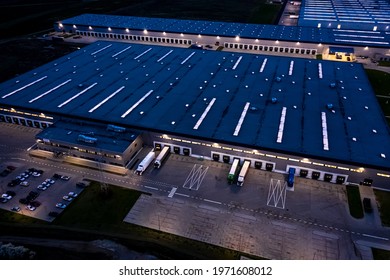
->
237 160 251 186
154 146 170 168
136 150 155 175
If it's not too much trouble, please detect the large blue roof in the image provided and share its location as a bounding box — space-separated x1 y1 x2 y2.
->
58 14 390 48
298 0 390 32
1 42 389 169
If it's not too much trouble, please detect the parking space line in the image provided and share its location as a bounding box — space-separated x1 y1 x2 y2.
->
143 185 158 191
203 199 222 205
175 193 189 198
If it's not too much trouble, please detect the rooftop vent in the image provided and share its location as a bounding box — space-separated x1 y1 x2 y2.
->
78 134 97 144
107 124 126 133
271 97 278 104
327 103 333 110
329 83 336 88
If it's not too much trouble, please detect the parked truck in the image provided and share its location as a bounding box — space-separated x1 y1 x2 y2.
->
136 150 155 175
237 160 251 186
287 167 296 187
227 158 240 184
154 146 170 169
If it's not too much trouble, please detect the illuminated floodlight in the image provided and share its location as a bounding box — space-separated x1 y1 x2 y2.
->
180 33 184 37
163 31 166 35
317 23 321 28
318 43 322 46
235 36 240 41
364 46 369 50
59 23 63 28
108 27 112 31
276 40 279 44
72 24 77 29
217 36 220 39
373 26 377 31
296 42 300 45
143 29 148 34
255 39 259 42
88 26 93 30
337 24 341 29
198 34 202 38
125 28 130 33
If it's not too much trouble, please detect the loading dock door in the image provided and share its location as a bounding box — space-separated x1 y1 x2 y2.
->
312 171 320 180
212 153 220 161
300 169 308 177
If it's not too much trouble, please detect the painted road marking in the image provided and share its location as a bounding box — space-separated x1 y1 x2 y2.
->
143 185 158 191
175 193 189 198
362 234 389 241
204 199 222 205
168 187 177 198
182 164 208 190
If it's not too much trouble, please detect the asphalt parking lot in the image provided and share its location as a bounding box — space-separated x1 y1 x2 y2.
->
0 162 86 222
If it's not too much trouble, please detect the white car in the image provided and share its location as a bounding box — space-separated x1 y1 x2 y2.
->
61 175 70 181
26 205 36 211
62 195 73 202
68 192 78 198
20 181 29 187
55 203 67 209
37 185 47 191
45 179 55 184
32 172 41 177
1 194 12 200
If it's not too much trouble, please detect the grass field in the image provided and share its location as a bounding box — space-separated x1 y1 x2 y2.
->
372 248 390 260
346 185 364 219
53 181 142 230
373 189 390 227
378 61 390 67
365 69 390 126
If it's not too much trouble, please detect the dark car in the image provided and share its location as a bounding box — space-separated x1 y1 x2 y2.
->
76 182 86 188
19 198 29 205
53 173 62 179
30 201 41 207
7 166 16 171
0 197 8 203
363 198 373 213
6 191 16 196
0 170 10 177
48 211 59 217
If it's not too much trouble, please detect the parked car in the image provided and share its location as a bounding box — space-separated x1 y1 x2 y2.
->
68 192 78 198
1 194 12 200
55 203 67 209
6 191 16 196
30 201 41 207
20 181 29 187
76 182 86 188
48 211 59 217
0 197 9 203
37 185 48 191
62 195 73 202
11 206 21 212
19 198 29 205
26 205 36 211
7 166 16 171
60 175 70 181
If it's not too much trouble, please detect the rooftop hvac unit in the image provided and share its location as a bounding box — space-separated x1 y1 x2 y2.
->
78 134 98 144
107 124 126 133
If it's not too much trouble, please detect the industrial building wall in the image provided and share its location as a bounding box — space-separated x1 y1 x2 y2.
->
144 131 390 188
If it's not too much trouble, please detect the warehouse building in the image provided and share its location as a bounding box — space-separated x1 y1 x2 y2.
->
54 14 390 61
298 0 390 32
0 42 389 187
